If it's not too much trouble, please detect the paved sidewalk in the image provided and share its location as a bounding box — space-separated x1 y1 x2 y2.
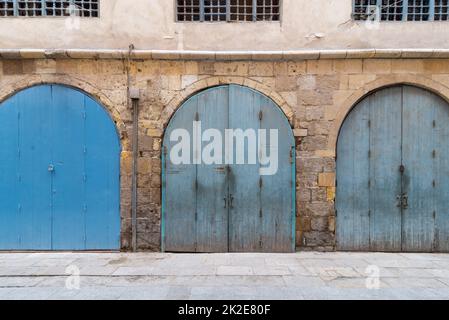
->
1 252 449 300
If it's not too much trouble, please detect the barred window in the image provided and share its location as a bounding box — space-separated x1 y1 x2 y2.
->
176 0 281 22
353 0 448 21
0 0 99 17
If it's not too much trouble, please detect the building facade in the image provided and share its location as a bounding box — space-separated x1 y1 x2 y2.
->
1 0 449 252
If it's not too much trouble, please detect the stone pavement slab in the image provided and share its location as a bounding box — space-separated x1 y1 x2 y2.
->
0 252 448 300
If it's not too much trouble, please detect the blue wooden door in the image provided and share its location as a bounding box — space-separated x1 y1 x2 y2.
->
0 84 120 250
164 86 229 252
337 85 449 252
163 85 295 252
401 86 449 252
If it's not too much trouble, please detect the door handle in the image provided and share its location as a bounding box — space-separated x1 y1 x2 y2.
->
229 194 234 209
223 197 227 209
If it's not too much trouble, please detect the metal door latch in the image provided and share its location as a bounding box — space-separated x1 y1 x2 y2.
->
396 193 408 209
48 164 55 172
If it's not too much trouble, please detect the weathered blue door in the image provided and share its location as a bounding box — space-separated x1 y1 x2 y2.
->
0 84 121 250
163 85 295 253
337 85 449 252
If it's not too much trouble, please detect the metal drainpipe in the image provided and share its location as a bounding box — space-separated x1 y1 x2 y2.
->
127 43 140 252
130 88 140 252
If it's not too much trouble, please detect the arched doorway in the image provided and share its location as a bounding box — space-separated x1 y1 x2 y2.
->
162 85 295 253
336 85 449 252
0 84 121 250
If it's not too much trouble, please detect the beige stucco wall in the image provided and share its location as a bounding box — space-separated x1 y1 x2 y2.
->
0 0 448 50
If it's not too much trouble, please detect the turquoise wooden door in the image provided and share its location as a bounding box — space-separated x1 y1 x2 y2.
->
0 84 121 250
337 85 449 252
163 85 295 253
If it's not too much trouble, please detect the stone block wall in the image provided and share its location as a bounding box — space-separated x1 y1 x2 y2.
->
1 57 449 251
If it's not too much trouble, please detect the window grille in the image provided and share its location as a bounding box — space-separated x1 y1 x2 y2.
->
176 0 281 22
0 0 99 17
353 0 449 21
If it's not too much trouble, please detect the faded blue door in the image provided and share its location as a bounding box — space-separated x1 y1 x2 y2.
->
0 84 120 250
163 85 295 253
337 85 449 252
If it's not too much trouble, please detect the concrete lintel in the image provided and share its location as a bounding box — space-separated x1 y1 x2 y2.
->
1 49 449 61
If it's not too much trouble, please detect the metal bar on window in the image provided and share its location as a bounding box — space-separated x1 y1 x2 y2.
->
40 0 46 16
252 0 257 21
402 0 409 21
429 0 436 20
226 0 230 21
13 0 18 16
199 0 204 21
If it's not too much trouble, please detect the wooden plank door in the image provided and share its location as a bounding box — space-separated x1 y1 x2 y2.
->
336 97 371 251
432 89 449 252
0 85 120 251
228 85 294 252
51 85 86 250
164 87 229 252
401 85 449 252
1 86 53 250
195 86 229 252
164 96 199 252
84 94 121 250
227 85 262 252
337 87 402 251
259 92 295 252
368 87 403 251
